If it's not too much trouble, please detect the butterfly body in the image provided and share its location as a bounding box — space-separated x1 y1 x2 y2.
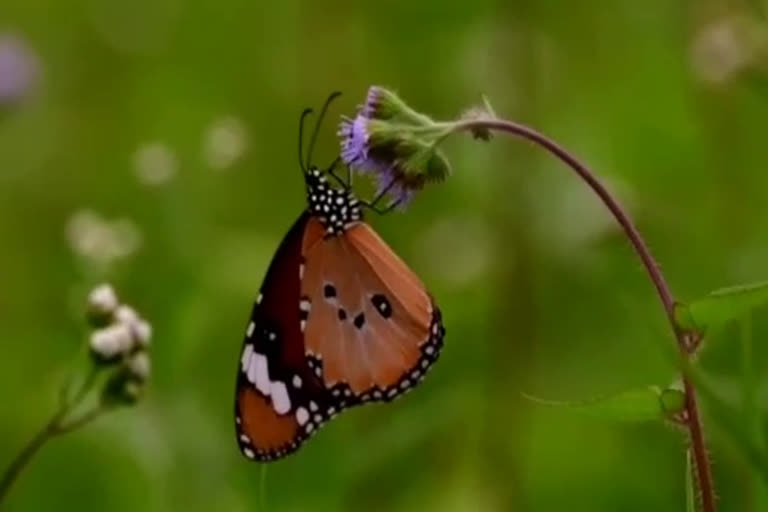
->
234 105 445 462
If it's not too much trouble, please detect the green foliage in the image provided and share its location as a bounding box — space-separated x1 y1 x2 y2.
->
523 386 685 423
675 281 768 335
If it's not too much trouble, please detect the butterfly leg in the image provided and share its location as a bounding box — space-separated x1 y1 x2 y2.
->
360 176 398 210
324 157 348 189
360 198 403 215
345 163 352 188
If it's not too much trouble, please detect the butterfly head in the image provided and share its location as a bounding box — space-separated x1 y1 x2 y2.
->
305 166 362 235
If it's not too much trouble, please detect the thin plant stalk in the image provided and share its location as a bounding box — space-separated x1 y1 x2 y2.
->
259 465 268 512
742 314 768 509
0 366 104 505
448 117 717 512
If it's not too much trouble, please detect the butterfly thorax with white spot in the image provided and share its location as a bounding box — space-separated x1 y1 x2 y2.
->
305 168 361 236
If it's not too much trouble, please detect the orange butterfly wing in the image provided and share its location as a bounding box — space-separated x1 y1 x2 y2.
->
301 218 443 401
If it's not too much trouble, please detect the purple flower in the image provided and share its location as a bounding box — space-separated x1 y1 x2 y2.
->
338 114 417 206
338 114 371 168
361 86 383 118
0 33 40 106
338 86 452 207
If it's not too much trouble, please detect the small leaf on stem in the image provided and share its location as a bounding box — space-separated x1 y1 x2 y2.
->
675 280 768 334
522 386 684 423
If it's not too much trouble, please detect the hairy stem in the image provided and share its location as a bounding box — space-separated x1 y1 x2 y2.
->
455 118 716 512
0 411 63 504
0 365 101 506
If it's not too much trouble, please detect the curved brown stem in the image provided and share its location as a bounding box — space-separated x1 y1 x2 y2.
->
454 118 716 512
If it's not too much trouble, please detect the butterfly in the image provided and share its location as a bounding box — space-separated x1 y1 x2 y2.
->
234 93 445 462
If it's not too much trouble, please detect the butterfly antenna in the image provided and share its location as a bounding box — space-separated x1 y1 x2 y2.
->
305 91 342 169
298 108 313 174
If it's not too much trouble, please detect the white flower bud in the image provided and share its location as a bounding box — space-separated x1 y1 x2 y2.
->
123 380 142 402
115 304 152 348
132 320 152 348
115 305 139 326
127 351 151 382
90 323 134 361
88 283 119 315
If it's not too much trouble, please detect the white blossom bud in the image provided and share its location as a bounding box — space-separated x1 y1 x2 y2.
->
132 320 152 348
90 323 133 361
88 283 119 315
115 305 139 326
122 380 142 402
127 351 151 382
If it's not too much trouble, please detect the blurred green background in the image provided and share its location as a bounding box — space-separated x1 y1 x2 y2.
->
2 1 768 510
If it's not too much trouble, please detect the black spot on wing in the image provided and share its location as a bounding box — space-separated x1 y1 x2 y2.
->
371 294 392 319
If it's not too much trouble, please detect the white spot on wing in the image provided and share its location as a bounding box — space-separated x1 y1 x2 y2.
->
240 344 253 372
270 380 291 414
244 447 255 459
292 374 302 388
296 406 309 426
246 321 255 338
249 353 271 396
309 400 318 412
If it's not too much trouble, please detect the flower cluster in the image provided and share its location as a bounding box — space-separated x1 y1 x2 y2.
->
0 32 39 106
338 86 453 206
87 283 152 403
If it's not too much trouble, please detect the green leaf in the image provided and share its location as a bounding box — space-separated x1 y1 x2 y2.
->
686 449 697 512
675 280 768 334
522 386 683 423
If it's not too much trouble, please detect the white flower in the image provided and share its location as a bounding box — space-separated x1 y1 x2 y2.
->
133 320 152 348
127 351 151 382
66 209 142 267
133 142 178 186
90 323 134 360
203 116 249 170
115 305 139 326
115 305 152 347
691 15 768 85
87 283 118 315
